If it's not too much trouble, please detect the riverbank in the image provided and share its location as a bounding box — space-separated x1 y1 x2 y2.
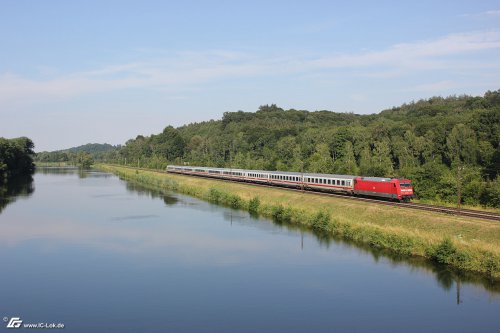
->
99 164 500 279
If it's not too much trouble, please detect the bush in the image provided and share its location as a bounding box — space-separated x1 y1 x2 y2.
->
248 197 260 214
208 188 223 204
311 210 331 232
227 194 242 209
272 205 291 223
483 253 500 277
429 238 457 264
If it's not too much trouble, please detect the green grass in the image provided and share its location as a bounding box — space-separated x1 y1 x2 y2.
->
98 164 500 280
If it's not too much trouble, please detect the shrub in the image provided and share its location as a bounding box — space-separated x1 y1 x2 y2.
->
208 188 223 204
430 238 457 264
272 205 291 223
311 210 331 232
248 197 260 214
483 253 500 277
227 194 242 209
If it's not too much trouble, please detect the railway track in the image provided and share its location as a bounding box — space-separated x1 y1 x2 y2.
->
107 165 500 222
241 180 500 222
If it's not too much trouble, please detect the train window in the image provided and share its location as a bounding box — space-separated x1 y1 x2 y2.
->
341 180 345 186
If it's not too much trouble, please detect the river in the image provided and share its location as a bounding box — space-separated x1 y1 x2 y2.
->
0 167 498 332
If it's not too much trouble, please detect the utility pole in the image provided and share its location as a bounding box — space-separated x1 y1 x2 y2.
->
457 164 463 210
301 161 305 193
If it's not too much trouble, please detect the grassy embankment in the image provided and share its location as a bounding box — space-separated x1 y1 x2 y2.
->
99 164 500 279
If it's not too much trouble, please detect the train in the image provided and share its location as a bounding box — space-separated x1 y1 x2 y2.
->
166 165 414 202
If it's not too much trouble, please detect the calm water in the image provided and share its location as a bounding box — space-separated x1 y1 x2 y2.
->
0 168 498 333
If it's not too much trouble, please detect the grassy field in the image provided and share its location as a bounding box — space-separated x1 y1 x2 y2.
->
99 164 500 280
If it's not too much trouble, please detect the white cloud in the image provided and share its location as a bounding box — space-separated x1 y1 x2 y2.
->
408 80 458 93
0 30 499 108
460 9 500 18
310 31 500 70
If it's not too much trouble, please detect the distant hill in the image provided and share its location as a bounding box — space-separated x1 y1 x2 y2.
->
65 143 118 154
35 143 119 163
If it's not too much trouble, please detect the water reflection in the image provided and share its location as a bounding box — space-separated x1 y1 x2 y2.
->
36 166 113 179
118 175 500 298
0 175 34 214
0 167 498 332
18 168 500 297
124 179 179 205
220 209 500 298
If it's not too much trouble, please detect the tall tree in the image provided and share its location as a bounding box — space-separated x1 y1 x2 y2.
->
446 123 478 207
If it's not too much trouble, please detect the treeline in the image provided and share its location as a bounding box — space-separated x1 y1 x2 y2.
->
0 137 35 183
41 90 500 207
35 143 119 168
115 90 500 207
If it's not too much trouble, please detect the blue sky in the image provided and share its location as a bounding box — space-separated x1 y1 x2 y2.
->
1 0 500 151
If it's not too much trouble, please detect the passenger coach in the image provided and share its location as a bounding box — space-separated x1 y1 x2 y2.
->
166 165 414 202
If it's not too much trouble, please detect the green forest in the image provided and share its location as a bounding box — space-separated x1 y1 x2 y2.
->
37 90 500 207
0 137 35 183
35 143 118 168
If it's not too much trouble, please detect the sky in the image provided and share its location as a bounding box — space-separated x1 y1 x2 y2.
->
1 0 500 151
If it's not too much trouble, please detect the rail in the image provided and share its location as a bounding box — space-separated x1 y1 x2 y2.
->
105 164 500 222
